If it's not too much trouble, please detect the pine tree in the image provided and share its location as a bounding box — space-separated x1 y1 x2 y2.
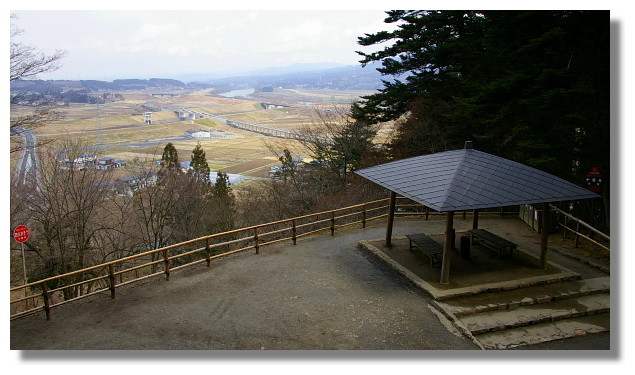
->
213 172 230 197
160 142 179 171
209 171 235 234
354 11 608 175
190 141 210 184
354 10 609 226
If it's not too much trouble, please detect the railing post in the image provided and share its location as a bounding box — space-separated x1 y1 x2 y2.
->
41 283 51 321
425 206 429 220
575 221 581 248
108 264 116 299
24 287 29 311
254 227 260 254
292 220 297 245
329 212 335 236
362 204 367 228
163 249 170 281
206 238 211 267
563 215 568 238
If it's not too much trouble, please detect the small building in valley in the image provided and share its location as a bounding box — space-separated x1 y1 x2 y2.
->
115 173 158 196
95 157 127 170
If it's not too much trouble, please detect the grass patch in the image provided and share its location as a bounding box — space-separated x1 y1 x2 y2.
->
44 115 142 133
194 118 218 128
208 164 229 170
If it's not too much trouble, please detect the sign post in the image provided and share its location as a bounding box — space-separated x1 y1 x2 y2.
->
14 225 30 309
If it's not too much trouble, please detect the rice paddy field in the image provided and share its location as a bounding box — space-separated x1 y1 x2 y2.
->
17 88 380 182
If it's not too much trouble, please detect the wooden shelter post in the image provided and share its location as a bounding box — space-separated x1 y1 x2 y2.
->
440 211 454 284
539 202 550 269
472 209 479 229
385 191 397 246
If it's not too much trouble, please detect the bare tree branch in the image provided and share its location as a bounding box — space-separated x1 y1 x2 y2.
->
9 13 67 153
10 13 66 82
10 42 66 82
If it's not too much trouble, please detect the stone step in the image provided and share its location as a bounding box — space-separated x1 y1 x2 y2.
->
431 271 581 301
435 277 610 317
460 293 610 335
474 313 610 349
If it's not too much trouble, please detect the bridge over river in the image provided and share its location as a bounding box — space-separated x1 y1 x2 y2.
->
223 118 300 139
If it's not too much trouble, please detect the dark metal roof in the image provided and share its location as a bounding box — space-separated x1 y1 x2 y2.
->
355 145 600 212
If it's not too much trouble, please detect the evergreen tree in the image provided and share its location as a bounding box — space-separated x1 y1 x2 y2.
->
160 142 179 171
207 171 235 234
354 11 487 126
213 172 231 197
354 10 609 225
190 141 210 184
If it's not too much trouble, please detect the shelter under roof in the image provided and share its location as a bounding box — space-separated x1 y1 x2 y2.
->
355 141 599 212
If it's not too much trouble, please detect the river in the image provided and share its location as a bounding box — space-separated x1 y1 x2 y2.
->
219 88 255 98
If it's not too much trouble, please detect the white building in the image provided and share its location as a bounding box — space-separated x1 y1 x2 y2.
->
184 129 243 139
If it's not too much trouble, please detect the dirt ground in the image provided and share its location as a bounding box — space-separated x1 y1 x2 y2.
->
10 218 481 350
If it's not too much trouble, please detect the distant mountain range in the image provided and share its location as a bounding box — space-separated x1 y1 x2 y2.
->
198 62 390 91
11 62 395 96
176 61 348 81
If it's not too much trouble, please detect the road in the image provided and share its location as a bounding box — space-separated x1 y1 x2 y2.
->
11 126 38 186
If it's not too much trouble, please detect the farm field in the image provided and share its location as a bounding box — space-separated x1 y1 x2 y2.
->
251 88 374 105
14 88 378 184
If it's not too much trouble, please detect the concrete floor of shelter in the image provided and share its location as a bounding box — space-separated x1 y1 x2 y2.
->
368 235 565 290
357 215 594 300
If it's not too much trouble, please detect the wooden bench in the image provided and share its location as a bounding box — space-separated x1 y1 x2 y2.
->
405 233 444 267
468 229 517 258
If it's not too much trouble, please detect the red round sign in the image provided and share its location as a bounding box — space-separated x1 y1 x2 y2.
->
13 225 30 243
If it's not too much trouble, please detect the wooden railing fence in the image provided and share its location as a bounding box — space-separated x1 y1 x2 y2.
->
550 205 610 251
10 197 517 321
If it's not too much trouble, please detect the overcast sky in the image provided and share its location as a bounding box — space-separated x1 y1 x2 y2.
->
9 9 397 81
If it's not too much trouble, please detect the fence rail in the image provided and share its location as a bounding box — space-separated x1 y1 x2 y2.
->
550 205 610 251
10 197 518 321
